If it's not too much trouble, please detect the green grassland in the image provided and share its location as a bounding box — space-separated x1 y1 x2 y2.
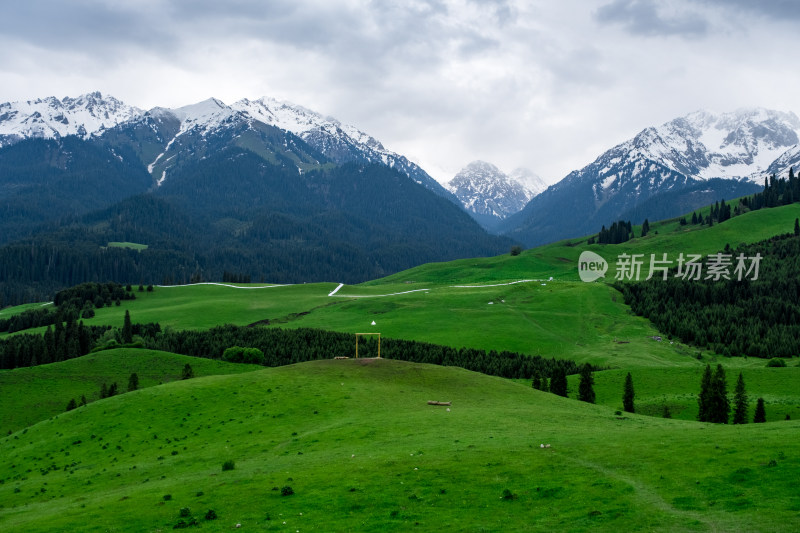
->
567 366 800 422
0 349 262 435
45 203 797 373
372 202 800 284
106 242 149 251
0 302 53 319
2 202 800 531
1 359 799 532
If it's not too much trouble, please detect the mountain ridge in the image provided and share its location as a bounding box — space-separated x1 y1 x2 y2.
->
447 160 546 231
502 107 798 246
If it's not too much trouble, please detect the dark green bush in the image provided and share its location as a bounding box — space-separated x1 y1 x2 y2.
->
222 460 235 471
281 485 294 496
222 346 265 365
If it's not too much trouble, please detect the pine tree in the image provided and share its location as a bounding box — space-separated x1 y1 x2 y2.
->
128 372 139 392
622 372 635 413
181 363 194 380
753 397 766 423
122 310 133 344
641 219 650 237
532 373 541 390
549 367 568 397
80 395 87 406
794 218 799 236
100 382 108 399
108 382 118 397
578 364 595 403
662 404 672 418
709 364 729 424
732 372 748 424
540 376 549 392
697 364 712 422
66 398 77 411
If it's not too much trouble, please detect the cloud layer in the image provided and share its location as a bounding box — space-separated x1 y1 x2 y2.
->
1 0 799 183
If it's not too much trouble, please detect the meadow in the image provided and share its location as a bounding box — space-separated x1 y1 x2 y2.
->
1 202 800 531
1 359 798 532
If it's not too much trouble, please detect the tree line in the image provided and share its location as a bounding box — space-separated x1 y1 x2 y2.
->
618 232 800 358
147 324 585 381
1 293 586 380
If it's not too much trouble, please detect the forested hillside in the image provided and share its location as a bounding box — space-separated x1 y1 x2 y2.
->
0 145 511 305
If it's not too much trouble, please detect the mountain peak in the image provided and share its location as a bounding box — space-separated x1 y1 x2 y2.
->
0 92 142 147
448 160 543 226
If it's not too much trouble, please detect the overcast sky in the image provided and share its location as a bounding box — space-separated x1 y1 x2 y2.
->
2 0 800 183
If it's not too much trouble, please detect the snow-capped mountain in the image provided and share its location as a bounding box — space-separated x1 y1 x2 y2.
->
502 108 796 247
230 97 449 196
0 92 451 198
509 167 547 197
447 161 542 230
0 92 142 148
757 143 800 183
624 108 800 184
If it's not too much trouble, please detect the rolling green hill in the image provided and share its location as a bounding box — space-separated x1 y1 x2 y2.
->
17 202 790 372
1 359 798 532
0 349 262 435
2 200 800 531
567 366 800 422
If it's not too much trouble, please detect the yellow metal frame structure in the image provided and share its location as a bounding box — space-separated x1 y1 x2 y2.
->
355 333 381 359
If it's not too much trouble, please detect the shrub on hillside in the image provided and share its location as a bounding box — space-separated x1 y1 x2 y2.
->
767 358 787 367
222 346 265 365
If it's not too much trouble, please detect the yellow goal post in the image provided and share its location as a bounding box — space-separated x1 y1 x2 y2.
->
355 333 381 359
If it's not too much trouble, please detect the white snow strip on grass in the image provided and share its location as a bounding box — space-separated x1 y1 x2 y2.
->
329 288 430 298
328 283 344 296
450 280 536 288
157 282 288 289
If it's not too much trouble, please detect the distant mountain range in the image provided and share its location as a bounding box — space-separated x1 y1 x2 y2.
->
446 161 546 231
503 108 799 246
0 92 509 304
2 91 798 303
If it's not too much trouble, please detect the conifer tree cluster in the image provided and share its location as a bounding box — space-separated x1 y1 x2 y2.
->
549 367 569 397
620 232 800 358
577 364 595 403
742 169 800 210
622 372 635 413
753 398 767 423
593 220 633 245
698 364 729 423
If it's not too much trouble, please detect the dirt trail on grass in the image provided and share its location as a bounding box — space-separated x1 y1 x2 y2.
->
564 455 713 530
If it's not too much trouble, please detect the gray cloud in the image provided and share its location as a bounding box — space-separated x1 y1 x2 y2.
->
701 0 800 21
2 1 800 184
594 0 708 38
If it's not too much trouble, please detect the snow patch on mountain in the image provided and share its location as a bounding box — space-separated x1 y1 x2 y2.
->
170 98 239 135
0 91 142 147
447 161 543 219
624 108 800 184
229 97 444 191
508 167 547 196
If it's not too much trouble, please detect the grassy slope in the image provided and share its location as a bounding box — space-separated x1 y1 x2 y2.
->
42 202 794 371
567 366 800 422
1 359 798 533
0 349 262 435
373 202 800 284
